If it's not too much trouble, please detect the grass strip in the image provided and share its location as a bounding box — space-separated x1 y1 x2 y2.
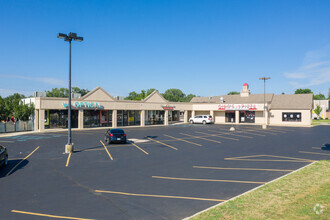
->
190 160 330 220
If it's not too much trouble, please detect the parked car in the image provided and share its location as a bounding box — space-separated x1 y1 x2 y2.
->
189 115 213 125
0 145 8 168
104 129 127 144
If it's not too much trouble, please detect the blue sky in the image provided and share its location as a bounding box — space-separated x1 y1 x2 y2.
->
1 0 330 98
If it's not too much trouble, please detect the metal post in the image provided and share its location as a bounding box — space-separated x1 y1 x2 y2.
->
58 32 83 153
68 40 72 146
259 77 270 129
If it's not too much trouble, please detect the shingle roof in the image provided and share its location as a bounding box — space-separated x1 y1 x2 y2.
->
270 94 313 110
190 94 274 104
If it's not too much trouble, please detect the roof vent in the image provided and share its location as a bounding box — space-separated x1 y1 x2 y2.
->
33 91 46 97
220 97 224 103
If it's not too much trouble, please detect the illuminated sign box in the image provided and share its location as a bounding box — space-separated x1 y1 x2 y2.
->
162 104 176 110
218 104 257 111
63 102 103 109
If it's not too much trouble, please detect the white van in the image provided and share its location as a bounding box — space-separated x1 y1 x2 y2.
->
189 115 213 125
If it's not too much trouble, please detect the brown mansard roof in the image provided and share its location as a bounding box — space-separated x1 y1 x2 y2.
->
190 94 274 104
190 93 313 110
271 94 313 110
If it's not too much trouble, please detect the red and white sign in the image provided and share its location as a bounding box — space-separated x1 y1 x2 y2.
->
218 104 257 111
162 104 175 110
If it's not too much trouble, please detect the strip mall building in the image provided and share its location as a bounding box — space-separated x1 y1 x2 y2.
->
31 84 313 131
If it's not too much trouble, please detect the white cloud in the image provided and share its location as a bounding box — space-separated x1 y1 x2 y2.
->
0 74 66 86
0 88 33 97
284 46 330 88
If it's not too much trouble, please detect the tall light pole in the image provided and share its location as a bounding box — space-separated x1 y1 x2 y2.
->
57 32 83 153
259 77 271 129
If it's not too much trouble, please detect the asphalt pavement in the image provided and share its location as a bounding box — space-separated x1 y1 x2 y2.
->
0 124 329 220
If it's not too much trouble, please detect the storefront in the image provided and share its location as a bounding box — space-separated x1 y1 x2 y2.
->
30 84 313 132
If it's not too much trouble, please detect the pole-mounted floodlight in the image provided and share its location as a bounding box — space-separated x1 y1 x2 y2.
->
259 77 271 129
58 32 83 154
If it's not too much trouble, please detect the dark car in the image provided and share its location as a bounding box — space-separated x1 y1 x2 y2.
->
0 145 8 168
104 129 127 144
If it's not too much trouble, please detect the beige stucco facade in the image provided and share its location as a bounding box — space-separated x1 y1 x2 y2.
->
31 85 313 132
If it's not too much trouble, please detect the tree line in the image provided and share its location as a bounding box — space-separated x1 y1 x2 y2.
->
124 88 196 102
0 94 34 122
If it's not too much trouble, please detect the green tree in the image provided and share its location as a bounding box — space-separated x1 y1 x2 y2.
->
72 87 90 96
125 89 158 101
13 103 34 121
313 93 326 100
294 88 313 94
46 87 89 97
146 88 156 97
163 89 185 102
0 96 6 121
227 91 240 95
182 94 196 102
0 93 34 121
314 105 322 119
46 88 68 97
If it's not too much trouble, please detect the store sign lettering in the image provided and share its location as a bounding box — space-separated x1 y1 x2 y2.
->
218 104 257 111
162 104 175 110
63 101 102 108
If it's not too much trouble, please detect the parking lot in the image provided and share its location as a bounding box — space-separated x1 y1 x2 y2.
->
0 124 329 220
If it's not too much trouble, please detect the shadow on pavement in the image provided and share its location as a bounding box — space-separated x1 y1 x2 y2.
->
0 159 29 178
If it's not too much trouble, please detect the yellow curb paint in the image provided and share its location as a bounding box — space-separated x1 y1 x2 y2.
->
164 134 202 146
6 146 40 176
11 210 94 220
65 152 72 167
152 175 266 184
180 133 222 144
147 137 178 150
195 131 239 141
95 190 225 202
193 166 295 172
131 142 149 155
100 140 113 160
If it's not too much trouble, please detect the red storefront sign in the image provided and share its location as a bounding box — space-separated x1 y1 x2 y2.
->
162 104 175 110
218 104 257 111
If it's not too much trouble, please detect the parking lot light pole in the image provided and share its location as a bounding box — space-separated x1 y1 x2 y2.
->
259 77 271 129
57 32 83 153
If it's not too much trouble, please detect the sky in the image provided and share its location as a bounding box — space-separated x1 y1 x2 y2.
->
1 0 330 98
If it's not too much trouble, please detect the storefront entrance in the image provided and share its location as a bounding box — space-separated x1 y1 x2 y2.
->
239 111 255 123
225 111 235 123
45 110 78 129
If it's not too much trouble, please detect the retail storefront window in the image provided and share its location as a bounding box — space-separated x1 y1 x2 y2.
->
282 112 302 122
168 110 180 122
46 110 78 129
117 110 141 127
240 111 255 123
84 110 100 128
145 110 164 125
225 111 235 123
